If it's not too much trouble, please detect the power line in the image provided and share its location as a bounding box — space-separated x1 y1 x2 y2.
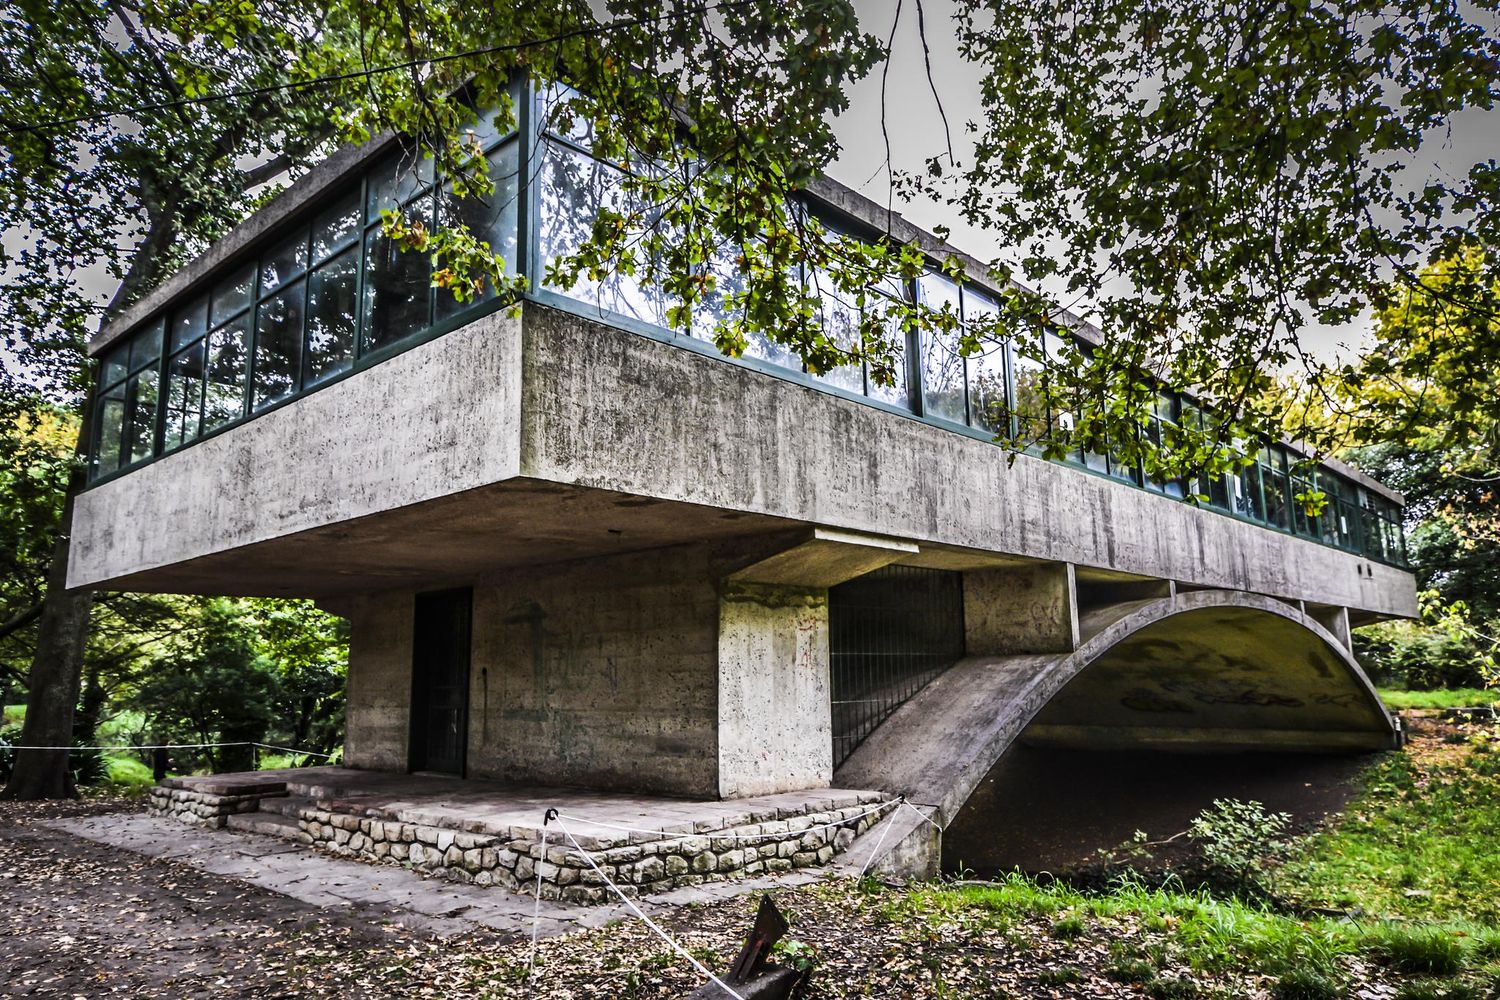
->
0 0 755 139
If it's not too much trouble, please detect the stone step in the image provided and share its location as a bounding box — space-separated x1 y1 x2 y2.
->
258 794 313 818
225 811 311 843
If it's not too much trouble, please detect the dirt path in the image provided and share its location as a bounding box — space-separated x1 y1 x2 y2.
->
0 799 505 997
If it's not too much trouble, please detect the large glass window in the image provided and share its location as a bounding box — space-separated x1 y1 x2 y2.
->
917 273 966 424
963 290 1008 435
93 320 162 476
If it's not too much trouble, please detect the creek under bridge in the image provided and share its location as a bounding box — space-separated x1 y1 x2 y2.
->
826 568 1401 879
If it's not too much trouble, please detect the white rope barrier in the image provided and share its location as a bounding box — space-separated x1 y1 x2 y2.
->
526 808 555 994
553 796 899 844
3 741 335 758
553 815 749 1000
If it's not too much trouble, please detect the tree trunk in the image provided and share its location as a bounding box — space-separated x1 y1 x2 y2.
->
1 460 94 800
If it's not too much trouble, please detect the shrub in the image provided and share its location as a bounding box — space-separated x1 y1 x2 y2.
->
1050 913 1086 939
1187 798 1292 897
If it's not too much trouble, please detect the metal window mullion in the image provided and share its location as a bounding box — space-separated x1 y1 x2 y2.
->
522 74 543 291
299 232 315 393
354 173 371 364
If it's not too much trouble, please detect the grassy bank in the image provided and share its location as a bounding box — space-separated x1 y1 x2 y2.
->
1379 688 1499 711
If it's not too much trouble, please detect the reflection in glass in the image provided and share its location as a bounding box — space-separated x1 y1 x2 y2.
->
366 152 434 220
306 249 358 386
312 187 362 262
126 371 158 464
260 230 308 294
361 207 432 354
203 316 248 431
128 320 162 372
163 341 206 448
918 274 965 423
254 281 304 409
94 391 126 476
211 265 255 327
807 265 863 395
436 143 520 321
865 304 910 410
539 139 660 326
170 296 208 353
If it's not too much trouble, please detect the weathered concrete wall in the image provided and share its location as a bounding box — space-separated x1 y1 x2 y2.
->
466 544 724 797
520 306 1417 620
72 302 1417 626
964 564 1079 655
717 583 832 798
344 591 414 771
68 310 524 591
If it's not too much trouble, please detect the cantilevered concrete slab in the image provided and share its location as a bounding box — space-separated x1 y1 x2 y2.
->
68 302 1418 622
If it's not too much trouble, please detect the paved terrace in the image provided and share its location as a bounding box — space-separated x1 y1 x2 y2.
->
147 767 896 902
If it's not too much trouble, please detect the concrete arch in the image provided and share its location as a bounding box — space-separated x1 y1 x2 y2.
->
832 589 1399 874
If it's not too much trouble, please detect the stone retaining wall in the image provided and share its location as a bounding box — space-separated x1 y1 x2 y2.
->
146 785 270 828
294 802 886 903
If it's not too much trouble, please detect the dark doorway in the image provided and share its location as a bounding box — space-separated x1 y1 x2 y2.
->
829 566 965 768
409 588 472 775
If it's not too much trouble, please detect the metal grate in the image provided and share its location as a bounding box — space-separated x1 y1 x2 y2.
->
829 565 966 768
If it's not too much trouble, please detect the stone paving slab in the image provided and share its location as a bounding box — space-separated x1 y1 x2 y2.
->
47 812 830 940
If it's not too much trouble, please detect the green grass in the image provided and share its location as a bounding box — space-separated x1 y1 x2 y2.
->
2 704 23 727
102 753 157 790
868 729 1500 995
1280 743 1500 922
1378 688 1499 710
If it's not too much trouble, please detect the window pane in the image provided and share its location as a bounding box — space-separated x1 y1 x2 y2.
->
312 187 362 263
1235 463 1263 519
203 316 248 431
305 248 358 386
1262 467 1290 528
538 139 660 325
211 264 255 327
1011 336 1048 443
125 370 158 464
254 280 305 409
128 319 162 373
967 342 1008 435
865 303 911 410
361 217 431 354
691 241 745 342
807 265 863 394
260 229 308 295
163 341 206 449
170 296 208 353
918 274 965 422
100 344 128 389
92 390 126 478
436 143 520 320
541 81 595 147
367 152 435 220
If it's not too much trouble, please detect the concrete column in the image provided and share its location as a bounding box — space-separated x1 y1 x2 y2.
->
1308 604 1353 650
963 563 1079 655
717 582 832 799
344 590 414 771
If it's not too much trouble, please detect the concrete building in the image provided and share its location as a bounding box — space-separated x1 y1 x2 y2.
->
70 77 1416 878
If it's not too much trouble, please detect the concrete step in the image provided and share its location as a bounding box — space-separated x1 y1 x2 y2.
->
225 811 312 843
258 794 313 818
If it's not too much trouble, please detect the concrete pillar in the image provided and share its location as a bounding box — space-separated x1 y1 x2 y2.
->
717 582 832 798
344 590 414 771
1308 604 1353 650
963 563 1079 655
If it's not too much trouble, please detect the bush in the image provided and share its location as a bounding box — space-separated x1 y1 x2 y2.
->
1187 798 1292 898
1357 626 1491 691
